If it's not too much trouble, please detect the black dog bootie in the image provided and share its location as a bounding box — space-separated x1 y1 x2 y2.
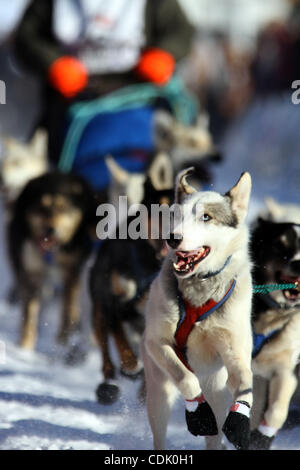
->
249 419 277 450
185 395 218 436
222 401 251 449
96 381 120 405
249 429 275 450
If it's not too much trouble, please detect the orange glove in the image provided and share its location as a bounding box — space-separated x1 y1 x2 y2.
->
135 48 175 86
48 56 88 98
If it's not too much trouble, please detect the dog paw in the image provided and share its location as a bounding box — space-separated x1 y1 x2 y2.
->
96 381 120 405
249 419 277 450
249 429 275 450
185 395 218 436
222 401 251 450
120 360 144 380
19 338 35 350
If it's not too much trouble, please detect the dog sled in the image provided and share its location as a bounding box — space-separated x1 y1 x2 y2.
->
58 76 199 192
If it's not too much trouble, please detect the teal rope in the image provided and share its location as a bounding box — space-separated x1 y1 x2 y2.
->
253 283 299 295
58 75 199 173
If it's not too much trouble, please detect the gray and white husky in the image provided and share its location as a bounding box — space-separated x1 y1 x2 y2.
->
142 168 253 450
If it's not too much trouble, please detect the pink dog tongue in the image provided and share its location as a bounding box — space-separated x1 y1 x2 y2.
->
177 259 187 268
176 250 201 269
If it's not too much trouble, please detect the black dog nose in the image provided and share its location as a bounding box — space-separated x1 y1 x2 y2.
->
167 233 182 249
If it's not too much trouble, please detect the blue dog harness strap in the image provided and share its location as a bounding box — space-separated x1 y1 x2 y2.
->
43 250 55 265
252 329 280 358
175 279 236 370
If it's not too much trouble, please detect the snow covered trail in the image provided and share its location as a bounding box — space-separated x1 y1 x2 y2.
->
0 294 204 451
0 280 299 451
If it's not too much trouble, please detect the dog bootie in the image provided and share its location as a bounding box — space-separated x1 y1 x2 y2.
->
249 420 276 450
185 394 218 436
249 429 275 450
222 401 251 449
96 381 120 405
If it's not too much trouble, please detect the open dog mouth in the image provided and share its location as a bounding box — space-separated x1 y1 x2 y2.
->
173 247 210 275
38 234 58 252
278 274 300 302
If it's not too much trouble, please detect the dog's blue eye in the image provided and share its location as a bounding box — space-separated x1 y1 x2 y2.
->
202 214 211 222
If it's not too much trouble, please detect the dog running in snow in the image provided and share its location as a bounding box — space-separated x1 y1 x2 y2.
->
8 171 97 350
89 153 174 405
142 168 253 450
250 217 300 449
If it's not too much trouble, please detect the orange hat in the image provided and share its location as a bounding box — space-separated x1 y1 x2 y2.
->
136 48 175 86
48 56 88 98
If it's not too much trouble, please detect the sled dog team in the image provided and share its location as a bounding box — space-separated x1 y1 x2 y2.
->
1 126 300 450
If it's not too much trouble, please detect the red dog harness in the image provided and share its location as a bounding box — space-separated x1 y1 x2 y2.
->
174 279 236 371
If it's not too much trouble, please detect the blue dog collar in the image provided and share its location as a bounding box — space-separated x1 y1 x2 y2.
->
197 255 232 281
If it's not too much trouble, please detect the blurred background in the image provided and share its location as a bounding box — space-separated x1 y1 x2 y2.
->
0 1 299 185
1 0 298 137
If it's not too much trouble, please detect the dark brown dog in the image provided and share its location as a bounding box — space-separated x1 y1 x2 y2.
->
89 153 174 404
8 171 97 350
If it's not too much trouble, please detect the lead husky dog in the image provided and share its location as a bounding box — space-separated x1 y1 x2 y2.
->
142 168 253 450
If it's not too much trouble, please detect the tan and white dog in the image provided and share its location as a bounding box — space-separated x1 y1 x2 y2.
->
142 168 253 450
250 217 300 449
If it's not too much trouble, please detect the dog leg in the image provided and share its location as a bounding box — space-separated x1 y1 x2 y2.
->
202 367 231 450
143 344 178 450
265 369 298 429
145 339 201 400
93 302 115 380
112 323 143 378
218 339 253 406
251 369 298 449
16 269 43 350
20 297 40 349
58 273 80 344
92 302 120 404
250 375 268 431
215 331 253 449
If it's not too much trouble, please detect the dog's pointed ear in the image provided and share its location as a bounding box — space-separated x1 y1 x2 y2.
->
257 216 271 227
147 152 174 191
154 110 176 148
265 196 283 221
196 111 210 130
226 172 252 224
175 167 197 203
30 129 47 158
105 155 130 185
